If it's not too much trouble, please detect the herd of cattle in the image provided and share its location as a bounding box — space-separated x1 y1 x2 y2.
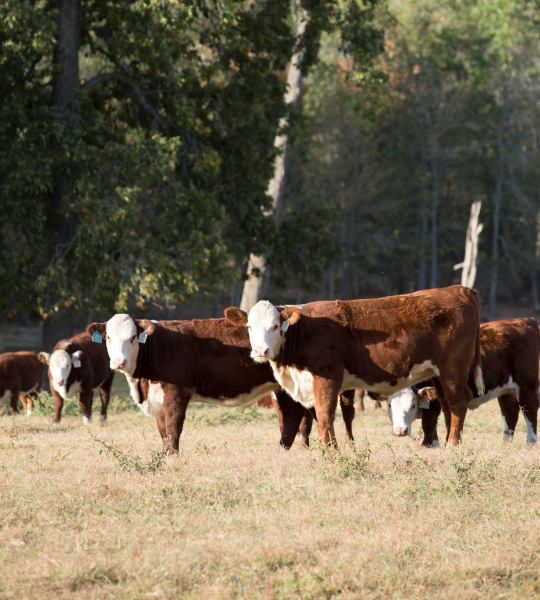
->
1 285 539 452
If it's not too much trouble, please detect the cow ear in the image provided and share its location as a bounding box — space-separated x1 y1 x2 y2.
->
281 306 301 327
135 319 155 343
419 387 438 402
87 322 106 336
38 352 50 365
224 307 248 326
72 350 84 368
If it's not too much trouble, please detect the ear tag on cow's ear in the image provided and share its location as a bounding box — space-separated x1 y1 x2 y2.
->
281 319 290 333
138 331 148 344
92 332 102 344
419 397 430 410
73 359 81 368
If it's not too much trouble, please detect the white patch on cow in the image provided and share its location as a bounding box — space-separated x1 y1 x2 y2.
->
192 382 280 408
53 379 82 401
49 349 72 392
0 389 12 405
105 314 139 374
83 415 92 425
125 374 141 405
269 363 316 408
502 416 514 441
475 364 485 396
139 382 165 418
26 408 32 417
525 414 538 444
386 387 419 436
246 301 283 361
468 376 520 410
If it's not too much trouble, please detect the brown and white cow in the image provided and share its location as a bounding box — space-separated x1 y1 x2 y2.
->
225 285 483 446
87 315 355 452
38 332 115 424
0 351 44 416
392 318 540 444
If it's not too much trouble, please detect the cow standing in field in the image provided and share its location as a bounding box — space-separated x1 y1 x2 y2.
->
389 318 540 445
87 315 355 452
38 332 115 424
225 285 483 446
0 351 44 416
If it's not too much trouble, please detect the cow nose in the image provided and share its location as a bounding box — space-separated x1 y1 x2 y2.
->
54 378 65 387
394 427 409 437
112 358 127 370
253 347 271 358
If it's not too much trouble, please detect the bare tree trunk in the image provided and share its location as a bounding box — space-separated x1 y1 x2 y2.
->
430 142 439 288
533 209 540 312
454 201 483 288
489 86 508 317
239 6 308 311
418 138 429 290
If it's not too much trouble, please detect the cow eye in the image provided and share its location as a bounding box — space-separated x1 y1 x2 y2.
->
272 324 278 331
106 336 110 342
412 404 416 410
131 336 136 343
247 326 252 330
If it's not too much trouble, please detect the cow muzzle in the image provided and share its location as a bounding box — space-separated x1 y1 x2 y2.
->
111 358 128 370
252 347 272 361
393 427 409 437
54 378 65 387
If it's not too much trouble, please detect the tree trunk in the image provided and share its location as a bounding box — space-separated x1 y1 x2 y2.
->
239 6 308 311
418 138 429 290
42 0 82 351
533 209 540 312
430 142 439 288
453 201 483 288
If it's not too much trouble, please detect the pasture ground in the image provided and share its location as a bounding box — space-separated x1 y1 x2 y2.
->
1 395 540 599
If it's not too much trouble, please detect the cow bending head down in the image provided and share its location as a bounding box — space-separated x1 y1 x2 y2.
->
225 301 301 362
387 386 440 444
87 314 155 375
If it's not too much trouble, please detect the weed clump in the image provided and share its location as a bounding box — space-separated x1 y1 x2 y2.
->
311 437 372 481
90 433 169 474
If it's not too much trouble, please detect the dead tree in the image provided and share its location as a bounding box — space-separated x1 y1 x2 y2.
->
453 201 483 288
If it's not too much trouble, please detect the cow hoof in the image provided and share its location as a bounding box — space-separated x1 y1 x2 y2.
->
26 410 32 417
276 442 290 452
99 415 106 423
432 440 440 448
83 416 92 425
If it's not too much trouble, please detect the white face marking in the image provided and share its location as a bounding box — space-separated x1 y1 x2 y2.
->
387 388 419 436
246 301 283 362
502 416 514 441
139 382 165 418
270 364 315 408
105 314 140 375
525 414 538 444
192 382 280 408
49 350 73 390
468 376 520 410
54 379 82 401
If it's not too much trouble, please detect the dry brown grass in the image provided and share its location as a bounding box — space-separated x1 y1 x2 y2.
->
1 396 540 599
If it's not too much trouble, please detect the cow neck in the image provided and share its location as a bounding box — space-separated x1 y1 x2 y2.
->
275 319 301 369
132 329 158 381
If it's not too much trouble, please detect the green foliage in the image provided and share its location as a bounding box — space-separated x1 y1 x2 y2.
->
311 437 372 481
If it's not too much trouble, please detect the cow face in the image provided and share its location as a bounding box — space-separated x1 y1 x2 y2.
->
387 387 419 436
48 350 76 391
88 314 154 375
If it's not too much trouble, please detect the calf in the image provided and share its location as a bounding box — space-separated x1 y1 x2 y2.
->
38 332 115 424
392 319 539 444
225 285 483 446
0 351 44 416
87 315 355 452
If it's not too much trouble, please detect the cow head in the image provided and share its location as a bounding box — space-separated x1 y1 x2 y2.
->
225 301 301 362
38 349 84 391
87 314 155 375
387 386 438 436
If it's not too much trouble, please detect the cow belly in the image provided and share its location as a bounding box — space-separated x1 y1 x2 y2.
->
270 364 315 408
469 377 519 410
53 380 82 400
21 383 38 395
139 382 165 418
340 361 440 397
192 382 280 408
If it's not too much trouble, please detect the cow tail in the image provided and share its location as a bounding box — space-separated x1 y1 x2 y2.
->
471 289 485 396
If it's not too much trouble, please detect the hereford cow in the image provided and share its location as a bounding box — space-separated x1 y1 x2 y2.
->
0 351 44 416
390 318 540 444
225 285 483 446
87 315 355 452
38 332 115 424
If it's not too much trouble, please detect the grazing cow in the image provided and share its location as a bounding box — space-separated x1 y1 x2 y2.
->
391 318 540 445
0 351 44 416
225 285 483 446
38 332 115 424
87 315 355 452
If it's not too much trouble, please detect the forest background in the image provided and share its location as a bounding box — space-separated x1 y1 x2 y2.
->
1 0 540 352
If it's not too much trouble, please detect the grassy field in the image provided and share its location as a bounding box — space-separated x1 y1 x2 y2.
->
1 395 540 599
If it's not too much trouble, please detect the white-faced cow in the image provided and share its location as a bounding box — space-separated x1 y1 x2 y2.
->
225 285 483 446
0 351 44 416
390 318 540 445
38 332 115 424
87 315 355 452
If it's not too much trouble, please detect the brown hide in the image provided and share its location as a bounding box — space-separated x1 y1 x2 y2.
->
47 332 114 423
239 285 482 446
0 352 44 415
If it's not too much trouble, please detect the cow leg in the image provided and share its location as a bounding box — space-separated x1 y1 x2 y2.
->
432 378 451 442
421 399 441 447
26 391 38 416
374 400 382 410
438 378 472 445
78 389 93 424
497 394 519 442
156 416 167 441
163 389 190 453
9 389 19 416
299 411 314 447
357 390 365 413
272 390 306 449
517 386 539 444
340 390 356 443
20 395 28 415
51 387 64 423
313 376 340 447
98 371 115 423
